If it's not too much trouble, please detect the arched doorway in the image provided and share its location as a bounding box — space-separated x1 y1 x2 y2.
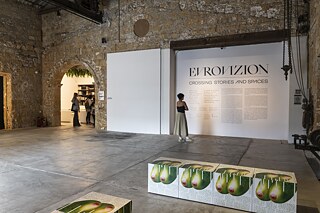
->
60 65 95 126
0 72 12 130
42 59 106 129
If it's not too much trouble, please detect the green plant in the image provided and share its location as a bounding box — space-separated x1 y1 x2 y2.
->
66 66 93 78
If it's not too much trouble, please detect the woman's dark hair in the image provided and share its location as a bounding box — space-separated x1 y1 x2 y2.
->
177 93 184 100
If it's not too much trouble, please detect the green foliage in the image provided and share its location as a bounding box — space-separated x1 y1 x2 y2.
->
66 66 93 78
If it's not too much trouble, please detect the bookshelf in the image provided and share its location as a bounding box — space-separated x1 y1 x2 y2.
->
78 84 95 105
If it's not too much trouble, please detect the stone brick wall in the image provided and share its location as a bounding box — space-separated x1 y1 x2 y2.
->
41 0 288 130
309 0 320 129
0 0 42 129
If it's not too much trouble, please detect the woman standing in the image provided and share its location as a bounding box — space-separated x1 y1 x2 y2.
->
174 93 192 142
71 93 81 127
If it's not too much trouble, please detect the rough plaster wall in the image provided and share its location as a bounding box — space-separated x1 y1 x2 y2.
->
0 0 42 128
41 0 286 129
309 0 320 129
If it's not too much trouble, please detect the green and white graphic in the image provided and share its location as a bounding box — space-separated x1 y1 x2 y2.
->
213 165 254 212
179 161 218 204
215 168 251 196
252 169 297 213
52 192 132 213
150 160 181 184
180 164 213 190
148 158 183 198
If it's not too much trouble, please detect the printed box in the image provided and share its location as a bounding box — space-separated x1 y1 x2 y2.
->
52 192 132 213
213 164 254 212
179 160 219 204
252 168 297 213
148 157 183 198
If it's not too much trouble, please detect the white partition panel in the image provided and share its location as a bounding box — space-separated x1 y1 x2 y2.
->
107 49 161 134
176 43 290 140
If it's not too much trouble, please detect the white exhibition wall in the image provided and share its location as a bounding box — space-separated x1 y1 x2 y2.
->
176 39 307 140
106 38 307 142
107 49 164 134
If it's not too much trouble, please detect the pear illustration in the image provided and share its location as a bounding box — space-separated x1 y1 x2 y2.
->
227 174 251 196
150 164 161 183
279 174 292 181
266 173 280 180
237 169 250 176
77 201 102 212
91 203 115 213
181 168 193 188
225 168 239 174
57 200 101 213
256 179 271 201
169 161 182 167
201 165 213 171
191 169 211 190
216 173 229 194
190 164 203 169
153 160 171 165
255 173 276 180
269 181 295 203
160 164 177 184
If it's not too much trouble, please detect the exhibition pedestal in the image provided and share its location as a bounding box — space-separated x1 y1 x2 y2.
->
178 160 219 204
52 192 132 213
252 168 297 213
148 157 183 198
213 165 254 212
148 158 298 213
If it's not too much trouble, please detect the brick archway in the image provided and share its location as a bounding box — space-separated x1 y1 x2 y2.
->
42 59 106 129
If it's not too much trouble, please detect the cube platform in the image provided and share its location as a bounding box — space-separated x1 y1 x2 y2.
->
179 160 219 204
52 192 132 213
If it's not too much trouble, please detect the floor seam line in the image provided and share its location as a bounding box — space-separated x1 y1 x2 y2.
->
236 138 253 165
2 160 98 182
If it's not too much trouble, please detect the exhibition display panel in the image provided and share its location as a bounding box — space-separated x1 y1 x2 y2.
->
252 168 297 213
178 160 219 204
52 192 132 213
176 43 290 140
148 158 297 213
148 158 183 198
213 164 254 212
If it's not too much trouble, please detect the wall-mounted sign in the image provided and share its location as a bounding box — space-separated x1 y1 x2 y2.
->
294 89 302 105
98 91 104 101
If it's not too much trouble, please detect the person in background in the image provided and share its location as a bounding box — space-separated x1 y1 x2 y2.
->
71 93 81 127
85 95 93 124
174 93 192 142
91 98 95 127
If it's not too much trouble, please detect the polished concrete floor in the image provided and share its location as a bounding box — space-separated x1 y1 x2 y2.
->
0 125 319 213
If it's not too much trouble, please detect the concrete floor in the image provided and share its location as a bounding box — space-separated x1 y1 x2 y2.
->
0 125 319 213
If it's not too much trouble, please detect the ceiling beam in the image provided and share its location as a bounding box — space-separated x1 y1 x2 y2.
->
39 6 61 15
44 0 104 24
170 30 290 50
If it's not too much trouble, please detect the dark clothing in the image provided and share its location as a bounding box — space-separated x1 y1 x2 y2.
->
92 114 95 127
86 112 91 124
73 111 81 127
71 96 81 127
177 106 185 113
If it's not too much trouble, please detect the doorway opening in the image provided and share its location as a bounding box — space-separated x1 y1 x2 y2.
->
0 72 12 130
0 76 4 129
60 65 96 127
